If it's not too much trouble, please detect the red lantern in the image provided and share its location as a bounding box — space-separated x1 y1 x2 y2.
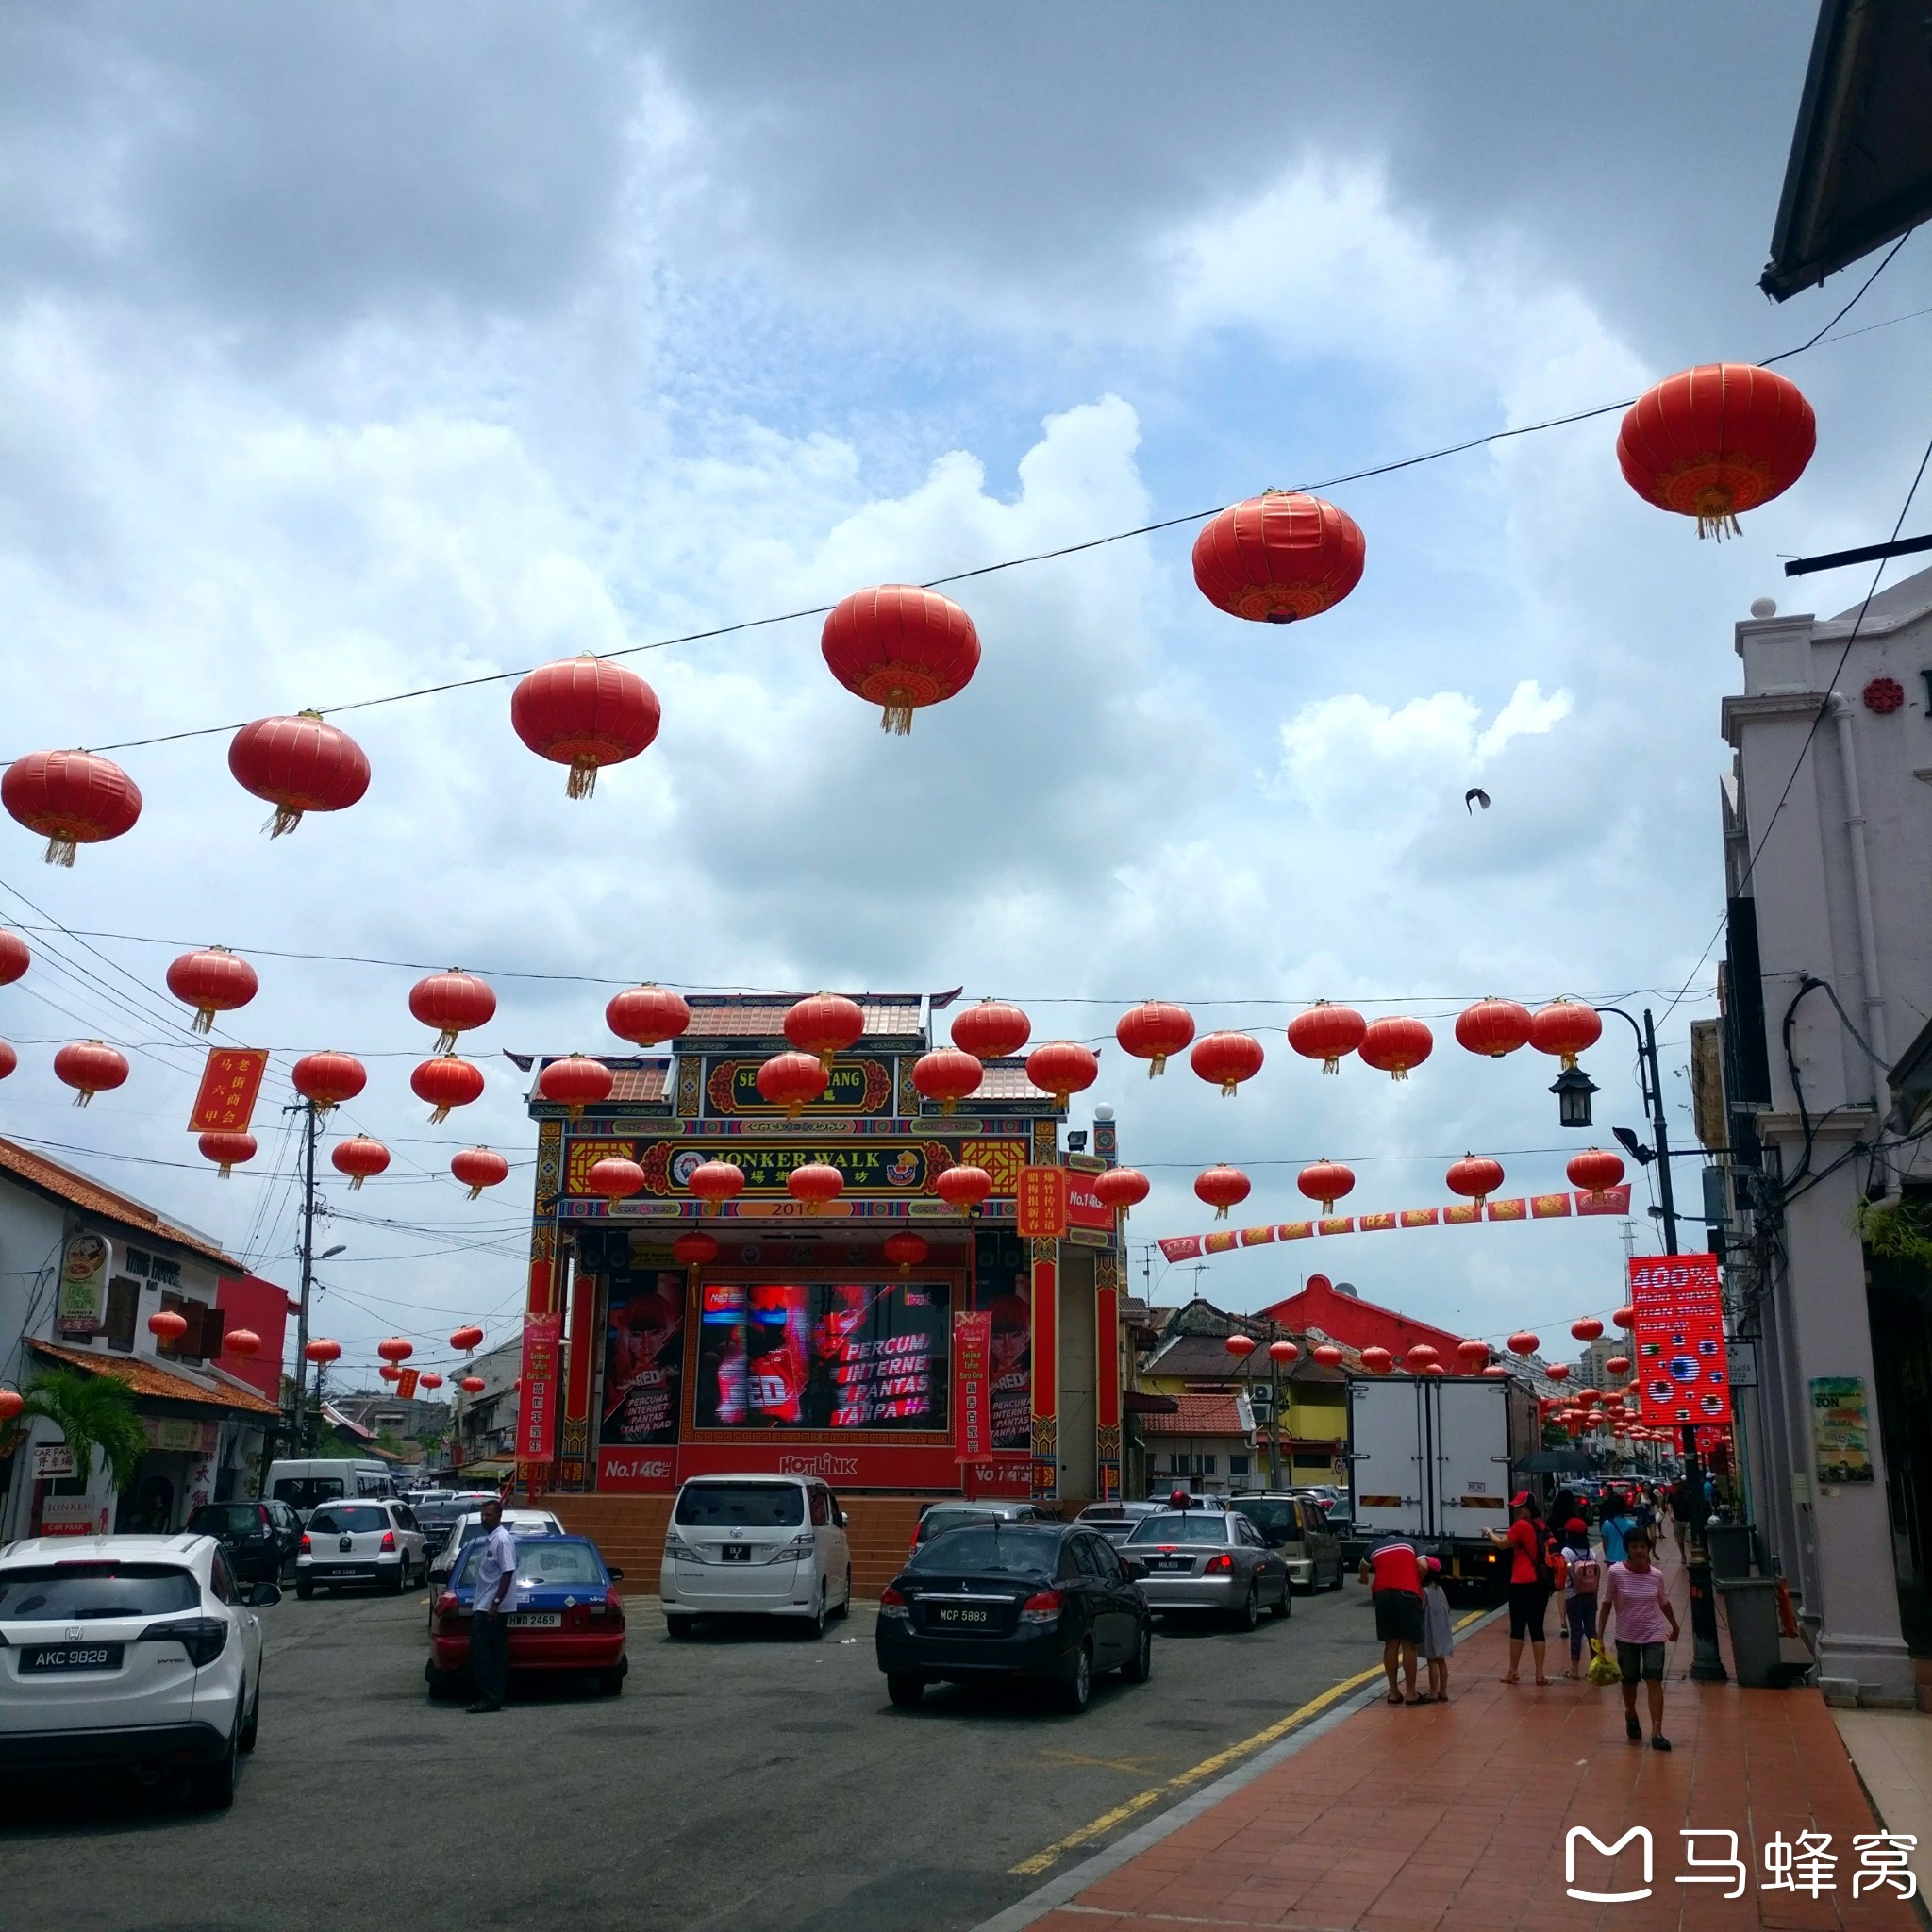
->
511 656 661 798
1483 1364 1510 1379
1268 1340 1299 1365
223 1328 261 1358
304 1338 341 1366
1190 1030 1264 1097
1606 1356 1631 1376
674 1231 719 1267
883 1231 930 1274
292 1050 366 1112
1115 1002 1195 1076
1611 1306 1636 1331
1406 1343 1440 1372
1311 1343 1345 1369
687 1160 745 1205
1457 1339 1491 1369
409 971 496 1053
1567 1148 1625 1199
912 1047 984 1113
785 993 866 1071
198 1130 257 1178
1421 1362 1446 1377
1093 1167 1150 1218
54 1040 128 1107
228 712 370 837
377 1337 413 1364
165 948 258 1034
148 1308 189 1345
1287 1001 1366 1074
1446 1155 1505 1208
1191 491 1366 624
1617 363 1815 538
451 1325 485 1353
2 750 142 865
419 1374 444 1391
1193 1164 1251 1220
1454 997 1533 1058
757 1051 828 1117
820 585 980 733
1571 1317 1605 1343
411 1055 485 1124
607 983 691 1048
379 1364 401 1383
1579 1386 1605 1407
1297 1161 1355 1213
331 1136 391 1190
0 930 25 984
1545 1362 1571 1383
1529 999 1602 1069
538 1054 613 1117
0 1042 15 1081
936 1165 992 1216
1359 1015 1433 1081
951 999 1031 1060
451 1147 509 1199
460 1375 486 1395
0 1387 23 1422
1360 1346 1393 1374
787 1163 845 1212
587 1157 646 1200
1025 1041 1099 1107
1224 1333 1257 1360
1507 1330 1540 1356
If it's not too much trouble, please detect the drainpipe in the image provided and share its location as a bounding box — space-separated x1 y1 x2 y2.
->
1829 694 1888 1099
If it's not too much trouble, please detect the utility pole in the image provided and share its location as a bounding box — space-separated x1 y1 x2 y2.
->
1643 1008 1681 1257
290 1100 318 1457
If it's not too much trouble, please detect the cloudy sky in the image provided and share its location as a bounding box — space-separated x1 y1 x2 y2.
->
4 3 1928 1383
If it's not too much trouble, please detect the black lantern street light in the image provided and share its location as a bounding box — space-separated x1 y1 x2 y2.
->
1551 1065 1598 1129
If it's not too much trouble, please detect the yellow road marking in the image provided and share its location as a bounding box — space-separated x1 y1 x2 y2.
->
1036 1747 1165 1775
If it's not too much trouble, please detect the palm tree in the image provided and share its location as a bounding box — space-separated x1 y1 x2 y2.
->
17 1368 149 1493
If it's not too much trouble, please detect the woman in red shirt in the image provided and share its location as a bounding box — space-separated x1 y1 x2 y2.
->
1485 1492 1552 1685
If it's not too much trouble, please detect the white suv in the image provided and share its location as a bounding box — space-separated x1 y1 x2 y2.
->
0 1533 274 1809
295 1499 428 1598
659 1474 852 1638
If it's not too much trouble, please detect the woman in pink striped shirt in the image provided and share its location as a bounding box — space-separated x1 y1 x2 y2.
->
1595 1526 1681 1751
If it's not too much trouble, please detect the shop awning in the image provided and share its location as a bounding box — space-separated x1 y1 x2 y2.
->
27 1339 280 1418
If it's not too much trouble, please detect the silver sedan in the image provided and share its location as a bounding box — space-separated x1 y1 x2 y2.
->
1123 1510 1291 1630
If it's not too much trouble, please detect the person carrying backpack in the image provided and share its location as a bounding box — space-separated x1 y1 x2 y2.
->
1557 1516 1601 1678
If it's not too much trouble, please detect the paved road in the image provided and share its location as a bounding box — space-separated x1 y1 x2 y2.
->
0 1578 1391 1932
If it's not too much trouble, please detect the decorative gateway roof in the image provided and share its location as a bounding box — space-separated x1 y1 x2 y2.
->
1137 1391 1255 1439
0 1138 239 1273
678 995 926 1042
28 1339 281 1417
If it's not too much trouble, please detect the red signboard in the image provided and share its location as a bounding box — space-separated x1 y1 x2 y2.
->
1016 1166 1068 1240
187 1047 269 1133
954 1311 992 1463
1628 1253 1732 1428
395 1366 419 1401
1063 1169 1114 1234
517 1312 562 1460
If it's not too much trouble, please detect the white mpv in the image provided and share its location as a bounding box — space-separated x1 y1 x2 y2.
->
659 1474 852 1638
0 1533 275 1809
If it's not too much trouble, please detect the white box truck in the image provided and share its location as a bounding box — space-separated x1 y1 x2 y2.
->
1346 1374 1541 1598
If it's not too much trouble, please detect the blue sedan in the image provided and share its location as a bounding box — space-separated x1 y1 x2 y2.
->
425 1534 628 1699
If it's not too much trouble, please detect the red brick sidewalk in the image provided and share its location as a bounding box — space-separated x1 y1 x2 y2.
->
1006 1573 1918 1932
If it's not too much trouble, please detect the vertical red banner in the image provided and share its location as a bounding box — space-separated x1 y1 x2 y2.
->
518 1312 562 1466
1030 1249 1058 1499
1017 1167 1069 1239
396 1367 420 1401
187 1047 269 1132
954 1311 991 1463
1628 1253 1731 1428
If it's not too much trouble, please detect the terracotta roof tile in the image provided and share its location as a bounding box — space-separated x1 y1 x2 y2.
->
976 1061 1051 1101
0 1139 238 1271
681 997 924 1039
29 1338 281 1415
607 1066 668 1103
1137 1391 1252 1437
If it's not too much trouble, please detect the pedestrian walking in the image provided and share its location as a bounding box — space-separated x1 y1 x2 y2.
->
466 1496 520 1715
1418 1557 1453 1703
1486 1491 1553 1684
1357 1533 1424 1705
1670 1474 1695 1558
1600 1491 1637 1565
1596 1525 1680 1751
1557 1517 1600 1679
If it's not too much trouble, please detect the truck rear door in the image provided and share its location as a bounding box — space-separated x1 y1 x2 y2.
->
1349 1377 1428 1541
1433 1378 1512 1542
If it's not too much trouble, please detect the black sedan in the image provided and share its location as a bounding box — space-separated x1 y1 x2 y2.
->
185 1499 304 1583
876 1521 1152 1714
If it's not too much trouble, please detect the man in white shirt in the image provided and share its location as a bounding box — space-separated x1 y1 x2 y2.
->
467 1498 519 1715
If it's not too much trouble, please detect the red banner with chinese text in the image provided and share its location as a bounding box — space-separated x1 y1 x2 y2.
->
518 1312 562 1460
1016 1166 1068 1240
187 1047 269 1133
954 1311 992 1463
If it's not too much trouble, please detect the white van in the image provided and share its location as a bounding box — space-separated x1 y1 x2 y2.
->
264 1458 397 1524
659 1474 852 1639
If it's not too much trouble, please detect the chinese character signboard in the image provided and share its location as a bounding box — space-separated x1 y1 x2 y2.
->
518 1312 561 1461
1628 1253 1732 1427
187 1047 269 1133
1016 1166 1068 1240
1810 1376 1874 1484
56 1231 110 1337
396 1366 419 1401
954 1311 991 1462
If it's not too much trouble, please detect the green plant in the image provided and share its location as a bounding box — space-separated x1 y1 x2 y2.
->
1854 1196 1932 1273
17 1368 149 1492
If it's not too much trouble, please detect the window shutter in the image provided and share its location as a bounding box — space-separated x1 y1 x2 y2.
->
199 1305 225 1363
105 1277 139 1353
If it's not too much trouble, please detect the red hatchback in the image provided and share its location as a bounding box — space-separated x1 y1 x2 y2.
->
425 1534 627 1699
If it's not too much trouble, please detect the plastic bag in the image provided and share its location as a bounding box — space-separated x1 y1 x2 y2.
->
1586 1638 1622 1687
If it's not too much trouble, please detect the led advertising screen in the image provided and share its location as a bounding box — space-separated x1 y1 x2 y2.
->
1628 1253 1732 1428
693 1280 950 1433
599 1270 686 1450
